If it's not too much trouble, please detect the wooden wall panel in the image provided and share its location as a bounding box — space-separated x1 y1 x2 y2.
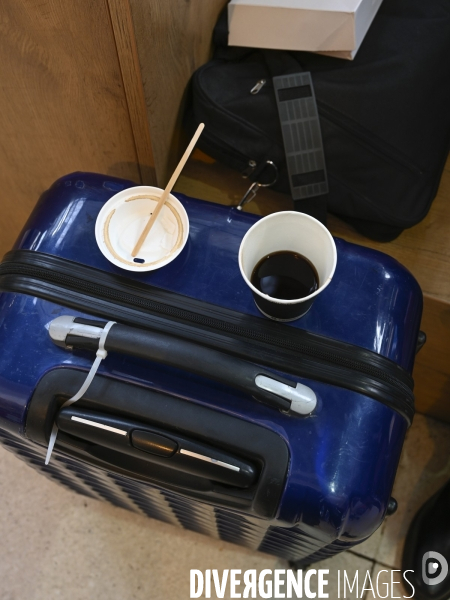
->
129 0 228 185
0 0 148 258
106 0 156 184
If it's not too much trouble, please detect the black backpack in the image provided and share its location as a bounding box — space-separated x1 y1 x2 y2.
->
186 0 450 241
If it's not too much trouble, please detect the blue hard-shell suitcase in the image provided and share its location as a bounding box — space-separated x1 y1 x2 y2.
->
0 172 422 565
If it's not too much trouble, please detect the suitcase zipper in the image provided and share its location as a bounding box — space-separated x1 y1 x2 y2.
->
193 62 286 170
0 250 415 423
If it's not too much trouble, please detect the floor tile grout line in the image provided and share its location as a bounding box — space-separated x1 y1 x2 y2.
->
348 549 396 571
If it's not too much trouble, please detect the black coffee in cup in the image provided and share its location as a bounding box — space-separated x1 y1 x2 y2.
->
250 251 319 300
239 212 336 321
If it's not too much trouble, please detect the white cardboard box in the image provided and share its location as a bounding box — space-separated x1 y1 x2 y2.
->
228 0 383 59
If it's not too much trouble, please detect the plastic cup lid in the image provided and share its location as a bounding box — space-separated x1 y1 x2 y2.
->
95 186 189 272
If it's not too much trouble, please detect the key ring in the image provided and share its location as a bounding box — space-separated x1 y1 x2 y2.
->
236 161 279 210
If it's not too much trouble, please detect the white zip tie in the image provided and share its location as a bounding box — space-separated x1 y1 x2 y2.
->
45 320 116 465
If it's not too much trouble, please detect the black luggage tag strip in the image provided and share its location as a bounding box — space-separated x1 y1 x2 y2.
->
273 73 328 202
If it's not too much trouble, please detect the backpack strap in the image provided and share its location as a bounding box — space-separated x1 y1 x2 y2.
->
263 51 329 225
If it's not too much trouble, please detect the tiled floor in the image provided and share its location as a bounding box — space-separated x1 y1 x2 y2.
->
1 412 449 600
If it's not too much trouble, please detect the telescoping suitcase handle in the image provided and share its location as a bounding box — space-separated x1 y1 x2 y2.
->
26 368 290 518
56 406 257 488
49 316 317 416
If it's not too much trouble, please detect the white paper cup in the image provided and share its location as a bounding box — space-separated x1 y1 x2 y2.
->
238 211 337 321
95 186 189 272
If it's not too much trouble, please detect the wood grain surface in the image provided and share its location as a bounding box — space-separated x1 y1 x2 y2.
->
413 296 450 422
0 0 144 258
175 150 450 422
129 0 228 185
106 0 157 185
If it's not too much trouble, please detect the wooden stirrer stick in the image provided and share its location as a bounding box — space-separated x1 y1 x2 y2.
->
131 123 205 258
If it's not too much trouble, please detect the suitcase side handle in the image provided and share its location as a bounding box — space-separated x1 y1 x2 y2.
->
49 316 317 416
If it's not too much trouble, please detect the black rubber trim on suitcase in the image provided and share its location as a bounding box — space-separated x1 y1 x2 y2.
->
25 368 290 519
0 250 415 424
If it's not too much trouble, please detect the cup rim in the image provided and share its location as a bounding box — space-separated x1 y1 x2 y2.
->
238 211 337 305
